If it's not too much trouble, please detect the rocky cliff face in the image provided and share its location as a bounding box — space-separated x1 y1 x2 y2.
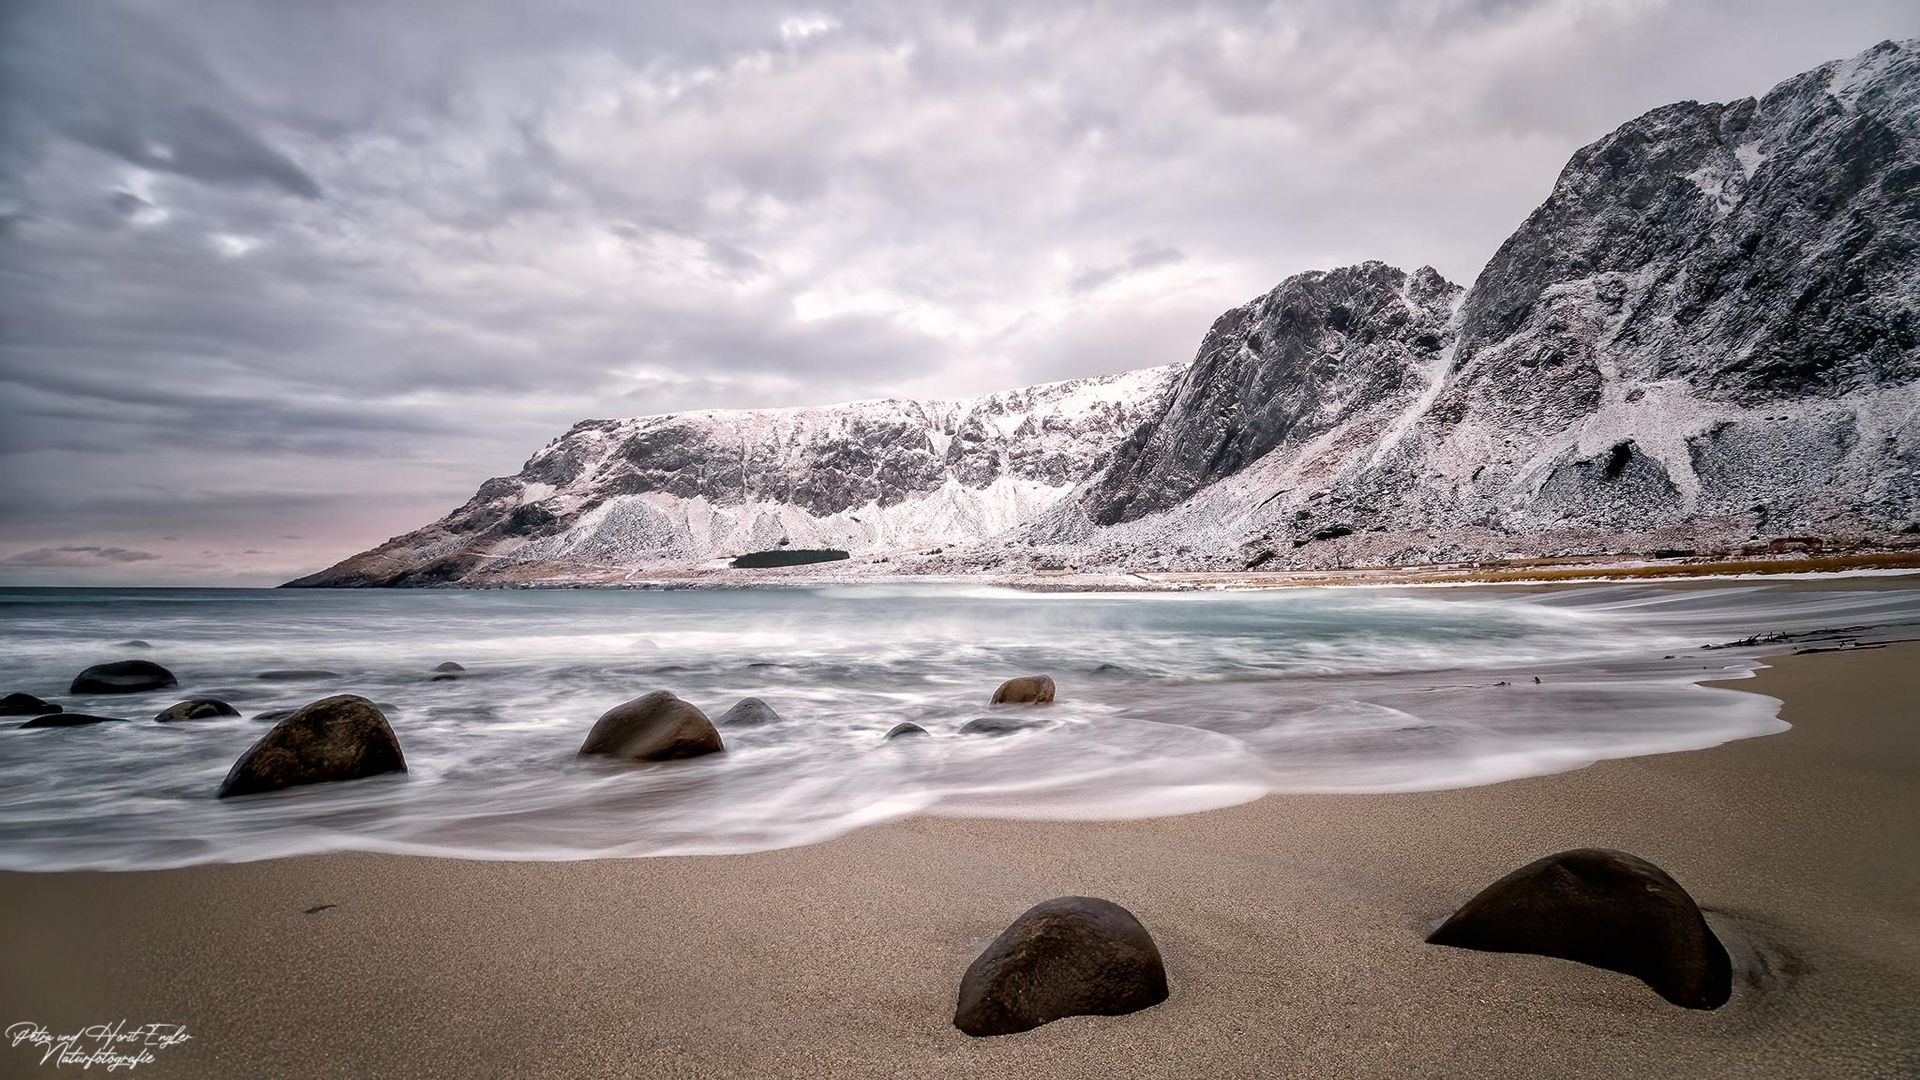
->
287 368 1176 586
293 40 1920 586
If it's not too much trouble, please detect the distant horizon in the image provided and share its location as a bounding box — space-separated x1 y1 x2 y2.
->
4 2 1916 587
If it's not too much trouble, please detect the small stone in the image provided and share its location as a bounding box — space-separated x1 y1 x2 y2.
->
991 675 1056 704
70 660 177 695
0 693 58 717
218 695 407 798
1427 848 1731 1009
959 716 1035 737
954 897 1169 1036
578 691 725 762
884 722 929 739
21 712 129 728
716 697 782 727
155 699 241 722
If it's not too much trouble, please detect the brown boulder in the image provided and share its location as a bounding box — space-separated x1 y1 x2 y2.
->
578 691 724 762
217 695 407 798
1426 848 1731 1009
955 896 1168 1036
991 675 1055 704
155 699 240 722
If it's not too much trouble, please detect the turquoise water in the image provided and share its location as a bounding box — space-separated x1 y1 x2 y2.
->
1 581 1914 870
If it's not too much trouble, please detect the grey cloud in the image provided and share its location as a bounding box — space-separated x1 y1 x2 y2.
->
0 545 159 566
2 0 1916 584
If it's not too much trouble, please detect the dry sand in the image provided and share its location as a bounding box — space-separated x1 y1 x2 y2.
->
2 645 1916 1078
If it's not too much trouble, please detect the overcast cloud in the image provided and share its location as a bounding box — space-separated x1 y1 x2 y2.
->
2 0 1915 585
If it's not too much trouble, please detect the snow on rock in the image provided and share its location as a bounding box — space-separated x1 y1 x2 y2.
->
289 40 1920 587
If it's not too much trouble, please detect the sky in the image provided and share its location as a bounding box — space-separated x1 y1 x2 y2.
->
2 0 1916 586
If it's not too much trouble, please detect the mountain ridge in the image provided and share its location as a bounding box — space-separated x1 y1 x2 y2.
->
290 39 1920 587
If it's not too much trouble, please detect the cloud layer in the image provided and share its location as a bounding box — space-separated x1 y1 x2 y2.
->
2 0 1915 584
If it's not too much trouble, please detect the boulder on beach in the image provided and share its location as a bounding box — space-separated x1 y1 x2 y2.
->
217 695 407 799
991 675 1056 704
1426 848 1731 1009
70 660 177 695
884 721 929 739
954 896 1169 1036
716 697 782 728
256 669 342 681
960 716 1035 737
0 693 59 717
21 712 129 728
155 699 240 722
578 690 724 763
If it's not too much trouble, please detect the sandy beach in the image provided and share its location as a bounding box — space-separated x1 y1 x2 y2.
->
2 642 1916 1078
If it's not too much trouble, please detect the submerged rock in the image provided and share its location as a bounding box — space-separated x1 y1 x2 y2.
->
70 660 177 695
578 690 724 762
0 693 58 716
256 669 342 681
252 709 296 723
430 661 465 682
884 721 929 740
991 675 1056 704
21 712 129 728
117 639 152 649
1427 848 1731 1009
217 695 407 798
155 699 240 722
432 661 466 673
959 716 1036 737
954 896 1169 1036
716 697 782 728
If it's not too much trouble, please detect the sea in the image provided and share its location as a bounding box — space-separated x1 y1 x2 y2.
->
1 579 1915 870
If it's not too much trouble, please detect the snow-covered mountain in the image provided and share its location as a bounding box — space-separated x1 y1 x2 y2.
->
292 40 1920 587
288 367 1177 585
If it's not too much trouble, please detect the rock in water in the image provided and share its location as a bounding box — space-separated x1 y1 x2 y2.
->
256 669 342 681
954 896 1169 1036
0 693 58 716
430 661 465 682
217 695 407 798
69 660 177 695
959 716 1035 737
578 691 724 762
884 722 929 739
155 699 240 722
991 675 1056 704
432 661 466 673
1427 848 1731 1009
21 713 129 728
117 639 152 648
716 697 782 727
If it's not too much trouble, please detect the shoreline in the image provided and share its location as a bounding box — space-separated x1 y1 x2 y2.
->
3 641 1916 1077
267 551 1920 592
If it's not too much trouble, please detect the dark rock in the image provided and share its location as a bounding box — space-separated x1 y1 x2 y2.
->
990 675 1056 704
432 661 466 673
1090 663 1127 675
117 639 152 648
960 716 1036 737
217 695 407 798
954 896 1169 1036
0 693 58 716
884 722 929 739
256 669 342 681
155 699 240 722
253 709 297 723
716 697 782 727
578 690 724 762
1426 848 1731 1009
70 660 177 695
21 712 129 728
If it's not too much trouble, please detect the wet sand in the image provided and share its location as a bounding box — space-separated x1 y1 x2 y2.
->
2 644 1916 1078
